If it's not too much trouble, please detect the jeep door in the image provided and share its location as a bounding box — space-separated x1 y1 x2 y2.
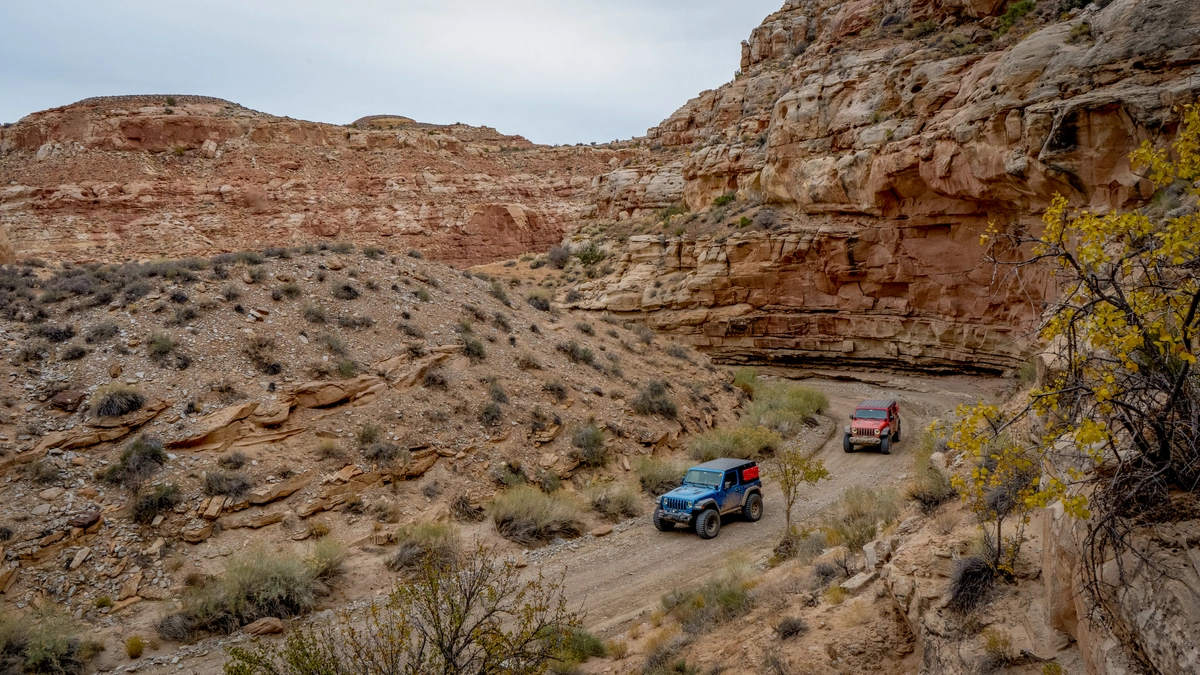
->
722 470 745 512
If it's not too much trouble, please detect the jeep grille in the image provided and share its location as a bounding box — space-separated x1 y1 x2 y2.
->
663 497 689 511
852 428 880 437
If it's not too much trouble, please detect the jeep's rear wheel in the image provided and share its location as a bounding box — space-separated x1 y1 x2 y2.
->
653 508 673 532
695 508 721 539
843 433 853 453
742 493 763 522
880 436 891 455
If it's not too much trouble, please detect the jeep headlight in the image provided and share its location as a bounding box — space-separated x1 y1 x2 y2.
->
686 501 694 509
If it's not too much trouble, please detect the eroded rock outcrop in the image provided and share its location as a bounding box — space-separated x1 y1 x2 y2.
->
578 0 1200 371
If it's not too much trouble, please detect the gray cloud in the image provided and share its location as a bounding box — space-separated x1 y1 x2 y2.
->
1 0 780 144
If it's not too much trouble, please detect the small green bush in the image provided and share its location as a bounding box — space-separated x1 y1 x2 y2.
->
386 523 459 572
689 426 783 462
998 0 1036 33
661 560 751 634
84 321 120 344
557 341 594 365
572 424 608 467
203 472 252 499
357 423 382 447
133 484 182 525
463 337 486 362
303 304 327 324
91 385 145 418
101 436 167 489
822 486 901 551
589 484 641 521
712 193 736 207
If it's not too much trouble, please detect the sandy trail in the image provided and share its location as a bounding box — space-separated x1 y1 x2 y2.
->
530 371 1006 635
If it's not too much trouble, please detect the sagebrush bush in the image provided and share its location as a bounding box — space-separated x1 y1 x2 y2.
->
661 557 752 633
572 424 608 467
907 432 957 512
387 523 459 572
101 436 167 489
159 539 345 640
775 616 808 640
739 381 828 436
947 555 995 613
84 321 120 344
589 484 642 521
822 486 901 552
490 486 586 545
463 337 486 362
133 484 182 525
631 381 677 418
203 472 251 499
32 324 75 343
556 341 594 365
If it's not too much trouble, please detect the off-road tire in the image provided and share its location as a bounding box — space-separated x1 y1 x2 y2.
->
653 508 673 532
881 436 891 455
742 493 763 522
695 508 721 539
843 433 853 453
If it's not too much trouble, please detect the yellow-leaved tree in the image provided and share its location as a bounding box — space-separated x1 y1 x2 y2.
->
946 102 1200 616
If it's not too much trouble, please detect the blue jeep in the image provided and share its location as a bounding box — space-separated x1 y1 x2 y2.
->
653 458 764 539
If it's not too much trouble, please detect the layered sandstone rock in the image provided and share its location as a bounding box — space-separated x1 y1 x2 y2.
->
0 95 620 266
577 0 1200 370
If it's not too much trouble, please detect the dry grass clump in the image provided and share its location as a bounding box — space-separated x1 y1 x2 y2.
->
90 385 145 418
0 610 92 675
947 555 996 613
557 340 594 365
635 457 685 496
84 321 120 344
124 636 145 659
157 539 346 641
243 336 282 375
133 484 182 525
386 523 460 572
775 616 808 640
490 486 586 545
588 484 642 521
32 324 76 343
739 380 828 437
571 423 609 467
203 472 252 499
450 494 486 522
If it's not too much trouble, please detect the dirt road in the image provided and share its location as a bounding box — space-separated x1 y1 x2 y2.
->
532 372 1007 635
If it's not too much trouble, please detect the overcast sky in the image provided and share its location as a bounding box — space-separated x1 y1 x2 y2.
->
1 1 781 145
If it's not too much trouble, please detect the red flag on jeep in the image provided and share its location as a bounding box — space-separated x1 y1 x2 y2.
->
742 465 759 481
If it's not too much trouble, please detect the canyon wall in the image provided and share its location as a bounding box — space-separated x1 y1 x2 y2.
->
578 0 1200 372
0 95 620 266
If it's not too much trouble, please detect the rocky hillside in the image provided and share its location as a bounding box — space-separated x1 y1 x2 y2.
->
571 0 1200 372
0 245 739 670
0 95 629 267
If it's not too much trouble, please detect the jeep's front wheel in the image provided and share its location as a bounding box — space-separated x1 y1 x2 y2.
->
695 508 721 539
653 508 673 532
843 433 853 453
742 493 763 522
880 436 891 455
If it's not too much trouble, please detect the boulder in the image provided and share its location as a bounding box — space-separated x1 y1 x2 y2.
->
244 617 284 635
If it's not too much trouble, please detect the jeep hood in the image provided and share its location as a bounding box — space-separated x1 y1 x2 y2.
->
664 485 715 500
852 418 887 429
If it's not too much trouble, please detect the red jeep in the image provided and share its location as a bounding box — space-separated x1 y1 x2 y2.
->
843 399 902 455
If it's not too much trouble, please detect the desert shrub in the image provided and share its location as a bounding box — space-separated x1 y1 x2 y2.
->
148 332 174 359
463 337 486 361
356 423 382 447
489 281 510 306
386 523 460 572
415 286 431 302
32 324 75 343
775 616 808 640
336 314 374 330
635 324 655 345
362 245 384 259
60 344 87 361
406 248 423 259
547 246 571 269
2 611 89 675
480 403 503 426
775 529 828 565
450 494 486 522
575 322 594 336
218 452 248 470
549 627 607 667
516 353 542 370
526 289 551 311
689 426 783 462
631 381 677 418
589 484 641 521
488 379 508 404
363 442 410 467
101 436 167 489
332 282 360 300
556 340 594 365
315 439 341 461
823 486 901 552
133 484 182 525
635 457 685 496
490 486 586 545
423 368 448 389
203 472 252 499
947 555 996 613
542 380 568 402
223 545 576 675
979 627 1014 670
303 304 327 324
907 432 957 512
27 460 60 485
243 336 281 375
91 385 145 418
997 0 1036 33
661 557 751 633
398 322 424 338
159 540 345 640
665 344 691 361
16 340 49 363
221 285 242 301
740 381 827 436
572 424 609 467
84 321 120 344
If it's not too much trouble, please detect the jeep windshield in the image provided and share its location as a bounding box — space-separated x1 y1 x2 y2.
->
683 469 722 487
854 409 887 420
